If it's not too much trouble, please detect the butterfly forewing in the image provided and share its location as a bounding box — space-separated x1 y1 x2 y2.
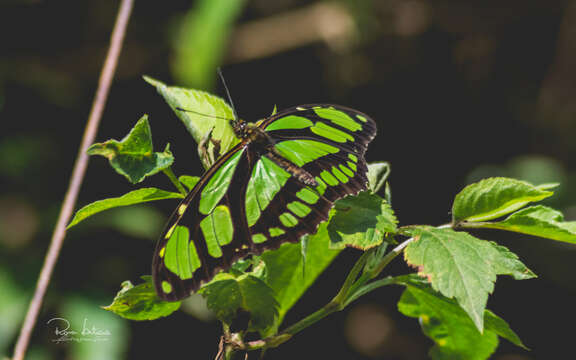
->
153 104 376 301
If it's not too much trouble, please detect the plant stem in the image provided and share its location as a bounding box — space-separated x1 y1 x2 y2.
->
242 224 455 352
279 300 341 339
163 167 188 196
11 2 134 359
367 237 414 279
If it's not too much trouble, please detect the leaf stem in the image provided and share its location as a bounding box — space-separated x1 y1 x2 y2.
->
279 300 341 338
452 221 493 230
11 2 134 359
163 167 188 196
367 237 414 279
234 224 455 353
331 251 369 303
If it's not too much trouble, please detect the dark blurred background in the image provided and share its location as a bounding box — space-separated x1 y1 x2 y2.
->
1 0 576 359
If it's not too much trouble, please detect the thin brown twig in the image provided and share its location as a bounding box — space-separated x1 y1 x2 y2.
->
11 1 134 359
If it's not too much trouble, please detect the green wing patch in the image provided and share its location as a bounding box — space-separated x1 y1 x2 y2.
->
152 104 376 301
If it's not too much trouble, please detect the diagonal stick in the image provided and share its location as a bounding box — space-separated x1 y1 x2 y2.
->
11 1 134 359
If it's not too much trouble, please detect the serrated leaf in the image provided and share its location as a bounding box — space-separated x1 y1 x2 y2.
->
200 274 278 335
198 275 241 324
261 222 341 334
103 276 181 321
367 162 391 193
489 241 537 280
67 188 183 229
178 175 200 191
452 177 554 223
328 192 397 250
88 115 174 184
403 226 534 331
397 276 526 360
478 205 576 244
144 76 238 166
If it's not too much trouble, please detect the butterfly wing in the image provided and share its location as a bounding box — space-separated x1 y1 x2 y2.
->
247 104 377 252
152 104 376 301
152 145 256 301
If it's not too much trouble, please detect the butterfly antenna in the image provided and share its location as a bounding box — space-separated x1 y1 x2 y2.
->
175 107 234 121
217 68 239 122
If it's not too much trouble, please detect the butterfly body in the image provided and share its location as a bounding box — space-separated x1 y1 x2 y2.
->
153 104 376 301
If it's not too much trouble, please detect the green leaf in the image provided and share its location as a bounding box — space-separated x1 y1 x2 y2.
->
452 177 555 223
328 192 397 250
396 276 526 360
63 297 129 360
0 268 27 354
88 115 174 184
170 0 246 90
403 226 534 331
200 274 278 335
178 175 200 191
67 188 183 229
477 205 576 244
103 276 181 321
489 241 537 280
367 161 391 193
144 76 238 166
261 221 341 333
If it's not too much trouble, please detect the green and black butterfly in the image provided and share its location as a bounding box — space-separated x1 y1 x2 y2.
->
152 104 377 301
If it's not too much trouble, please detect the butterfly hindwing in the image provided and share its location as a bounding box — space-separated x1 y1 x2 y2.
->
153 104 376 301
152 147 254 301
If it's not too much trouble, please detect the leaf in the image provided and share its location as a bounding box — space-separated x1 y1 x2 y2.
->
88 115 174 184
452 177 555 223
200 274 278 335
261 221 341 334
144 76 238 165
367 161 391 193
170 0 246 90
489 241 537 280
67 188 183 229
328 192 397 250
178 175 200 191
63 297 129 360
396 276 526 360
0 268 28 354
478 205 576 244
402 226 534 331
103 276 181 321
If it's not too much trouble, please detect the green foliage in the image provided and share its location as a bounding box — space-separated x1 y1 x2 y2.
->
200 274 278 335
328 191 397 249
144 76 238 167
103 276 180 321
170 0 246 90
475 205 576 243
0 268 27 356
402 226 535 331
261 222 341 331
452 177 556 223
88 115 174 184
366 161 390 193
67 188 183 229
178 175 200 191
396 275 526 360
72 81 574 359
63 297 129 360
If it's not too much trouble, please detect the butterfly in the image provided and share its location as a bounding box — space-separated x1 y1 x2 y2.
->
152 104 377 301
